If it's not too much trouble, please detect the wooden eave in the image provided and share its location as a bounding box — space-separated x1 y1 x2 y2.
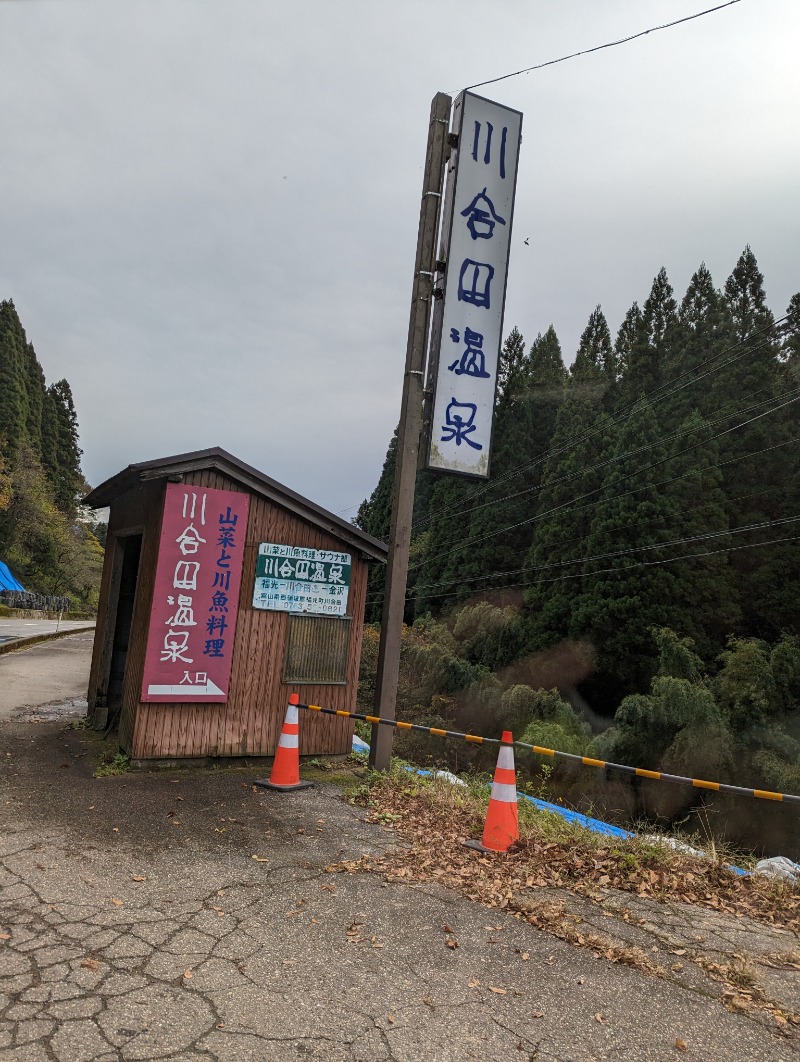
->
82 447 388 563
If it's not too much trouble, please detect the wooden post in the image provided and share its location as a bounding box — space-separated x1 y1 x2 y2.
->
369 92 452 771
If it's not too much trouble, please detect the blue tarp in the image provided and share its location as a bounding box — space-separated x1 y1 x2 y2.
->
0 562 25 592
519 792 632 839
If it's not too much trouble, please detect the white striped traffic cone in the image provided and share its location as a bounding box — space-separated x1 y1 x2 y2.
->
464 731 519 853
254 693 314 792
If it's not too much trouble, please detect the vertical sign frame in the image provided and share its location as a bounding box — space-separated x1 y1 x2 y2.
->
141 483 250 702
426 91 522 479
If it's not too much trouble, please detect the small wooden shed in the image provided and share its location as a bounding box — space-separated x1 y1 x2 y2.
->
83 448 386 763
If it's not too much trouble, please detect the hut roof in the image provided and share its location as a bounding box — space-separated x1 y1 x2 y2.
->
82 447 388 563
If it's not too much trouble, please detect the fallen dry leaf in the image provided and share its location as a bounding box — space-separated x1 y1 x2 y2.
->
532 1011 544 1018
442 924 453 933
595 1013 605 1023
110 898 123 907
387 1014 395 1024
0 933 10 940
422 997 434 1007
80 958 100 972
183 970 193 979
675 1038 688 1052
445 938 459 950
468 979 480 988
131 876 146 882
489 986 507 995
251 855 269 862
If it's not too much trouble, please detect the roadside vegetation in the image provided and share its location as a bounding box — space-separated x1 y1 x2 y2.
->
356 248 800 857
0 300 103 611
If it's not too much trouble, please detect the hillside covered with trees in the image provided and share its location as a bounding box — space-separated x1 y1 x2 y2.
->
357 247 800 849
0 300 103 610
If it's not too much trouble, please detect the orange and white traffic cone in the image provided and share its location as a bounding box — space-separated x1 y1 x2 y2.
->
464 731 519 854
254 694 314 792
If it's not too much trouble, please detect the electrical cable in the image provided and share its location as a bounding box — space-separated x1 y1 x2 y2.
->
461 1 745 92
380 533 800 609
416 317 786 531
377 515 800 601
366 470 798 602
406 388 800 578
423 372 793 532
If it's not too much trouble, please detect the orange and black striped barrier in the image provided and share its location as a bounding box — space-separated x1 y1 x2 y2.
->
298 699 800 806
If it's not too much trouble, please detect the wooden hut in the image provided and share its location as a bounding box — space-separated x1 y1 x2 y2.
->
83 448 386 764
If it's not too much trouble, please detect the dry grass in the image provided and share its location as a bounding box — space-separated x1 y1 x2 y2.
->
339 767 800 936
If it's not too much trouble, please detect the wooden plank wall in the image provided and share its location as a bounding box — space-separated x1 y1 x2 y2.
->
127 468 368 760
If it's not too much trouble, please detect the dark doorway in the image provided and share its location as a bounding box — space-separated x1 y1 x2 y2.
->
107 534 143 718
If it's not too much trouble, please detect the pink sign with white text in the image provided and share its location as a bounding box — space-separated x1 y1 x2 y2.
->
141 483 250 702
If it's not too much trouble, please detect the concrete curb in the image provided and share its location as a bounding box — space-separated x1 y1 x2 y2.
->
0 625 96 656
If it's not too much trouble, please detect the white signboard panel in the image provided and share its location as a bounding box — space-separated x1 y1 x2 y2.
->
252 543 351 616
427 91 522 477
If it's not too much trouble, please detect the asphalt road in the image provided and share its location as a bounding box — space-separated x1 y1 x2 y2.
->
0 629 94 720
0 636 797 1060
0 619 95 645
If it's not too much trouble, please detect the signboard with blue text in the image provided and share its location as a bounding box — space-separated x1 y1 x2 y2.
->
427 91 522 478
252 543 351 616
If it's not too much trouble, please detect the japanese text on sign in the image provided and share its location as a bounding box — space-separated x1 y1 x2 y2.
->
141 484 250 702
427 91 522 478
252 543 351 616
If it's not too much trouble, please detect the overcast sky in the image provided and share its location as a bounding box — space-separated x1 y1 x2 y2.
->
1 0 798 517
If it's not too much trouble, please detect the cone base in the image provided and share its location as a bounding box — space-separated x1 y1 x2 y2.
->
463 838 510 855
253 779 314 792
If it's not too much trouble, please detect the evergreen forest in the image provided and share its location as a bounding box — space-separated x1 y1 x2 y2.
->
357 248 800 852
0 300 103 610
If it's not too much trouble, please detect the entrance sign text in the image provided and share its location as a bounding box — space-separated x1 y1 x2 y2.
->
427 91 522 478
141 483 250 702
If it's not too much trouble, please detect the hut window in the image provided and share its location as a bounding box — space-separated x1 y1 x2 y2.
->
283 615 352 685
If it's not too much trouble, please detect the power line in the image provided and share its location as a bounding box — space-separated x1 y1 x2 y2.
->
425 372 790 533
365 474 798 603
374 514 800 602
372 463 798 601
380 533 800 609
416 321 783 533
462 1 745 92
417 318 785 531
408 388 800 578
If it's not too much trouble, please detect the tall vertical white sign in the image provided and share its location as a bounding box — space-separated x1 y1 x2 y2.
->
426 91 522 478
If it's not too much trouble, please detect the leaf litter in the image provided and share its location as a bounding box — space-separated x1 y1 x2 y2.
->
327 773 800 1033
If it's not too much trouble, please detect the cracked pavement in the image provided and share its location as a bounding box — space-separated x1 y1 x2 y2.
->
1 670 798 1058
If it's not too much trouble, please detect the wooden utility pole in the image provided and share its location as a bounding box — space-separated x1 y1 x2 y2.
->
369 92 452 771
